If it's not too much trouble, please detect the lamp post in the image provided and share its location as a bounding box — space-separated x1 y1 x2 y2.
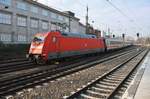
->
86 6 89 34
68 15 71 32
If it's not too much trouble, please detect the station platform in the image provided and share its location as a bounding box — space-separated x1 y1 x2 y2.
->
122 51 150 99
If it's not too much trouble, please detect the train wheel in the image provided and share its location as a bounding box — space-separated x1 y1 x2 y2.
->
26 54 34 62
28 57 34 62
35 56 46 65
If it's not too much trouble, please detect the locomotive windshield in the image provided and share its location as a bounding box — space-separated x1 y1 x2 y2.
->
33 36 45 42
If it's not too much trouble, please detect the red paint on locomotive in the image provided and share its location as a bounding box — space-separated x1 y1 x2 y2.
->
28 31 105 63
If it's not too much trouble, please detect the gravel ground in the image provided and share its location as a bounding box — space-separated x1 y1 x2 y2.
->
5 49 141 99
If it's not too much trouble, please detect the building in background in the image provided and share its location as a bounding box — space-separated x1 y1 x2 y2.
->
0 0 85 44
86 24 101 38
79 22 86 34
94 29 101 38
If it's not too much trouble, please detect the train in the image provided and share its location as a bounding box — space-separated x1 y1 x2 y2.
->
27 31 132 64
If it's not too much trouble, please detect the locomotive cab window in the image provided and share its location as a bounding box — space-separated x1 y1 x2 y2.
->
33 36 45 42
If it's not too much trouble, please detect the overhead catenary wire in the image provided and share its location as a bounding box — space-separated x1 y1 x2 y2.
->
106 0 131 20
106 0 143 34
121 1 145 34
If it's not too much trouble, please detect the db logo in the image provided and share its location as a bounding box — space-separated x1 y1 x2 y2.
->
52 37 57 43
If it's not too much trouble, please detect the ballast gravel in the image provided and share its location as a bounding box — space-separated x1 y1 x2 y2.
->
12 52 136 99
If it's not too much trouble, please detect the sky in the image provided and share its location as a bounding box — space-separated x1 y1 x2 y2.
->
38 0 150 38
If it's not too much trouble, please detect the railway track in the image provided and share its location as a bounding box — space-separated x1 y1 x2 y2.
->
0 46 134 75
65 49 148 99
0 46 136 74
0 52 26 62
0 47 140 98
0 60 35 74
0 58 27 64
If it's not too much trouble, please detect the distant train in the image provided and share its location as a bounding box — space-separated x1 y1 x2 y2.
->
27 31 132 64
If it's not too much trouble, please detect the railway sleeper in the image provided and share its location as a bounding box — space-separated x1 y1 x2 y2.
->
121 84 129 88
106 77 123 81
128 75 135 80
113 94 122 99
117 90 125 95
102 78 120 83
127 75 134 79
110 73 126 77
79 93 100 99
124 81 131 85
115 90 125 98
109 73 126 77
85 89 108 98
90 87 112 93
99 81 118 86
107 75 125 80
114 78 134 97
95 84 115 90
118 87 127 92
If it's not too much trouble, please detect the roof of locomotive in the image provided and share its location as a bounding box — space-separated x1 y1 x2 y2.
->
33 31 98 39
61 32 97 38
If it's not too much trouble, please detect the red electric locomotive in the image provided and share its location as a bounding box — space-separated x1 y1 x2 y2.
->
27 31 106 64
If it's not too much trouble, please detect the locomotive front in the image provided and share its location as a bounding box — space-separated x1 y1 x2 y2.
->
27 33 47 64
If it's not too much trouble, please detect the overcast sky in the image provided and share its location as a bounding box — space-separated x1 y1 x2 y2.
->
38 0 150 38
